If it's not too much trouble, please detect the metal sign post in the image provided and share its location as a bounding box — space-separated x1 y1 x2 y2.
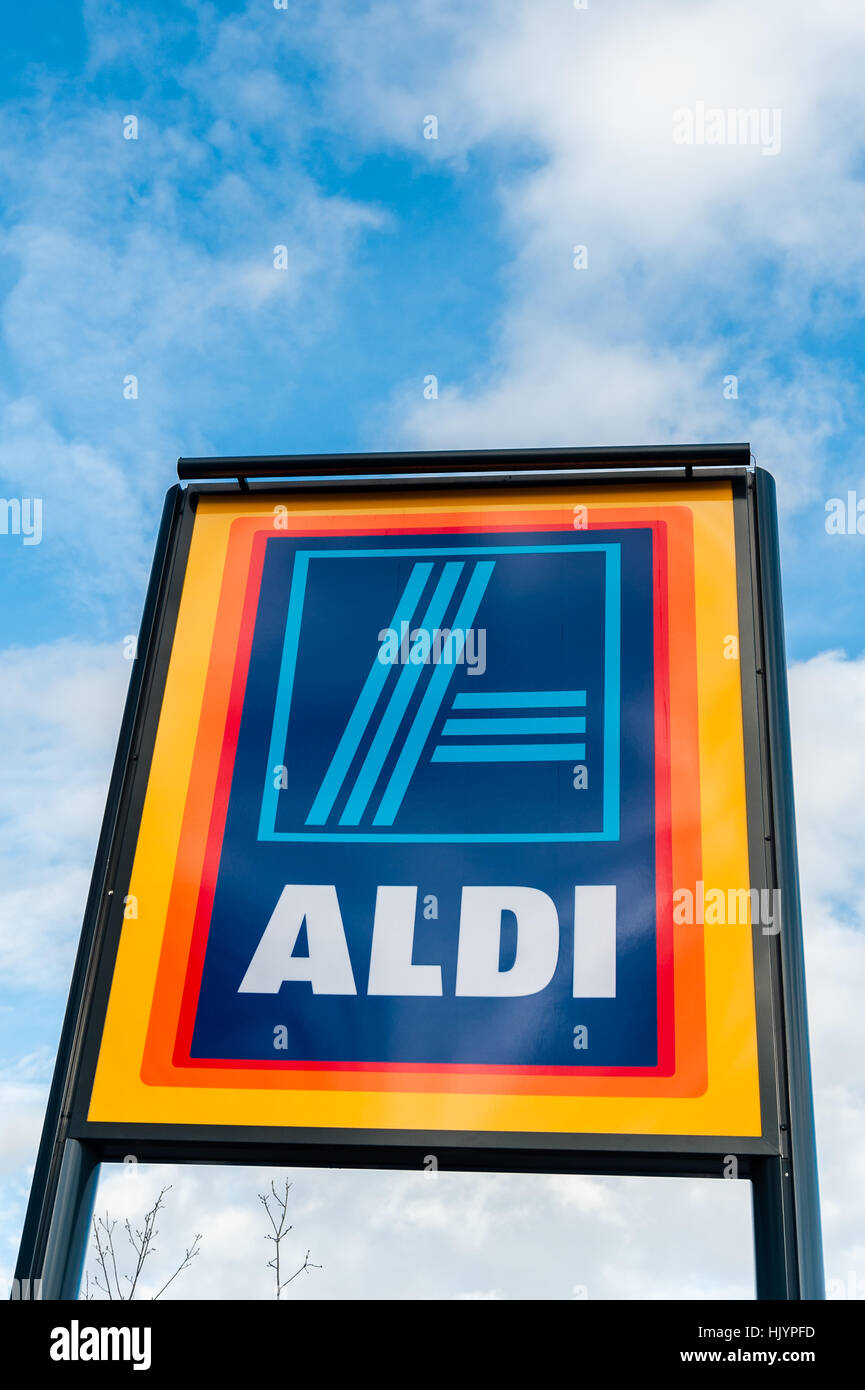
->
749 468 823 1299
13 446 823 1301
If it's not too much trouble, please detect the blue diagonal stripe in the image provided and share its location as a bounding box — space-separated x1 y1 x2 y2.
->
373 560 496 826
305 562 433 826
258 554 310 841
339 561 465 825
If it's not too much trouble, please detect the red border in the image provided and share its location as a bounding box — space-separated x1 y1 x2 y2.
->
171 517 675 1078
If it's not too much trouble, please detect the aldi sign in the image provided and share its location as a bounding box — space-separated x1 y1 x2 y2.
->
66 474 780 1153
15 450 825 1303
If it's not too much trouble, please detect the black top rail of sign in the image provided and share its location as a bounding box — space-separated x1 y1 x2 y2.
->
177 442 754 489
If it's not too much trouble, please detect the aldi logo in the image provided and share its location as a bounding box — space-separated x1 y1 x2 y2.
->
256 539 626 841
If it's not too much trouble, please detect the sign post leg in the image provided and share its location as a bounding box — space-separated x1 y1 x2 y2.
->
753 470 825 1300
38 1141 100 1301
751 1155 798 1299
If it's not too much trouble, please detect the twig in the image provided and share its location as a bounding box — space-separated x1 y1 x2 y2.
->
85 1184 201 1300
258 1178 320 1299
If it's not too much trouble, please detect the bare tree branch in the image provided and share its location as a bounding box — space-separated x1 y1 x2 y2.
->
85 1185 201 1300
91 1213 119 1300
153 1234 202 1301
278 1249 321 1295
258 1178 320 1299
125 1187 169 1299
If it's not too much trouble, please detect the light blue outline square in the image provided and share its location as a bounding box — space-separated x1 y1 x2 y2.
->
257 543 621 843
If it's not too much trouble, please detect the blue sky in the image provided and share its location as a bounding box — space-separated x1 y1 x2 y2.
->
2 0 865 1299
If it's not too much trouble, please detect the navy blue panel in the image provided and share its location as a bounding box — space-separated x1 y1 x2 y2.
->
190 526 659 1070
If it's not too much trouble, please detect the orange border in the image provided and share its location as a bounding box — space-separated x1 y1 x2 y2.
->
140 502 707 1098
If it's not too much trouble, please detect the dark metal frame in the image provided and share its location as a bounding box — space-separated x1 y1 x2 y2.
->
12 445 822 1300
176 443 753 489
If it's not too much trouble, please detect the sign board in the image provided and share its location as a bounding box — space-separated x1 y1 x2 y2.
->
76 477 775 1150
16 451 822 1300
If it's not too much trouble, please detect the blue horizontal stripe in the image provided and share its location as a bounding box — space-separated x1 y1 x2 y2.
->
432 743 586 763
442 717 586 736
451 690 586 709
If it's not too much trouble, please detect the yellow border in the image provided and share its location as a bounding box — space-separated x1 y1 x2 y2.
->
88 484 761 1137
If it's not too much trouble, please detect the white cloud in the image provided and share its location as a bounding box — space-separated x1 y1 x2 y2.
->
69 1162 753 1301
0 640 128 990
307 0 865 509
0 1054 52 1174
789 651 865 1289
790 650 865 904
316 0 865 278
